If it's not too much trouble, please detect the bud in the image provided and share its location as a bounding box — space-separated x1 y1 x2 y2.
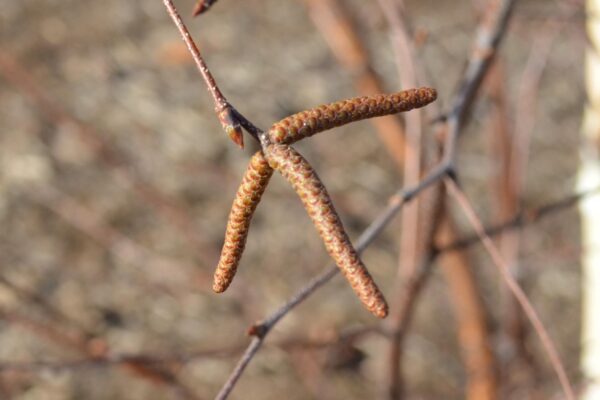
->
218 106 244 149
192 0 219 17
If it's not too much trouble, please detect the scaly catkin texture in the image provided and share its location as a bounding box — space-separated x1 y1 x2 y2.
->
213 151 273 293
264 143 389 318
268 87 437 144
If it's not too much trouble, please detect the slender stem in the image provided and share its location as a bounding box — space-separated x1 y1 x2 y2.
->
161 0 262 145
439 185 600 253
401 0 516 200
162 0 226 110
215 192 405 400
445 177 575 400
214 338 262 400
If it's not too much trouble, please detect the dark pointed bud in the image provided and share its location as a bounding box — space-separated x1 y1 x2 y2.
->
218 106 244 149
192 0 219 17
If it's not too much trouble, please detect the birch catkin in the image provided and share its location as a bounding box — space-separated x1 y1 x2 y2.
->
264 143 389 318
268 87 437 144
213 151 273 293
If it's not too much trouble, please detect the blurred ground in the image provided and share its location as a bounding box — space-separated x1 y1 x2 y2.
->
0 0 587 399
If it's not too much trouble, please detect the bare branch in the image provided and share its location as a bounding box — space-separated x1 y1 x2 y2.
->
162 0 261 146
403 0 517 199
438 185 600 253
445 177 575 400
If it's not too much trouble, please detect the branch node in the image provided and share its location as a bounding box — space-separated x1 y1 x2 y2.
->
247 323 268 339
218 105 244 148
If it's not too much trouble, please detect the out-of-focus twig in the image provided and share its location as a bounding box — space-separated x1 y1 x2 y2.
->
29 186 212 293
384 184 443 400
372 8 428 387
485 61 541 394
445 177 575 400
0 309 201 400
0 52 215 263
215 189 408 400
392 0 516 205
436 214 497 399
378 0 513 397
374 2 442 398
440 185 600 253
376 0 424 280
486 20 559 390
302 0 408 169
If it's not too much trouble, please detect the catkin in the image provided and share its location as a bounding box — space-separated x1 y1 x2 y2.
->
264 143 389 318
213 151 273 293
268 87 437 144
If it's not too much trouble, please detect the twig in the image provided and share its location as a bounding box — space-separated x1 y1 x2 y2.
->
376 0 423 279
215 188 412 399
374 2 437 397
402 0 516 201
0 52 214 262
438 185 600 253
445 177 575 400
302 0 408 169
0 309 200 399
436 213 497 399
486 61 540 390
378 1 515 395
162 0 261 147
0 326 377 375
28 186 211 293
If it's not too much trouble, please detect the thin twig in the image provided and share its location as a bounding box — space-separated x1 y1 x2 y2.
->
376 3 515 395
0 327 377 374
302 0 408 169
0 309 200 399
445 177 575 400
162 0 261 146
216 189 410 399
0 52 212 259
375 2 436 397
439 185 600 253
402 0 517 201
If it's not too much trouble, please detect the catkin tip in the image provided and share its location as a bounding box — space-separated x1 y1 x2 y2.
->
421 87 437 102
373 302 389 319
267 87 439 145
212 281 227 293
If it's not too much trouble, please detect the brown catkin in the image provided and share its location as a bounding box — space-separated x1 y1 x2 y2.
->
213 151 273 293
264 143 389 318
268 87 437 144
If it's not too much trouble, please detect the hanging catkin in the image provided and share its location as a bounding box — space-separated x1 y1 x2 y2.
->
213 151 273 293
268 87 437 144
264 143 388 318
